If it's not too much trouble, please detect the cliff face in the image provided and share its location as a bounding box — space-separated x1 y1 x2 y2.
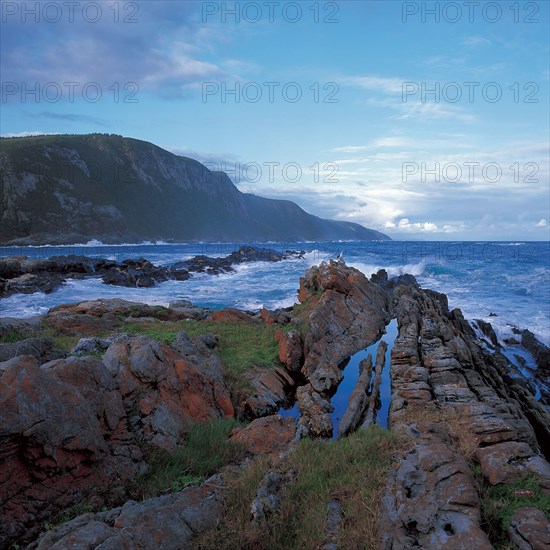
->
0 134 390 244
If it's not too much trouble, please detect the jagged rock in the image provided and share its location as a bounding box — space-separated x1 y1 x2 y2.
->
296 384 333 438
1 329 235 547
70 336 112 356
103 334 234 449
370 268 389 286
0 247 308 297
300 260 389 395
243 368 296 419
361 340 388 429
230 415 296 456
276 328 303 373
0 271 65 296
507 507 550 550
0 355 143 547
0 337 67 364
474 319 499 347
29 475 224 550
382 279 550 548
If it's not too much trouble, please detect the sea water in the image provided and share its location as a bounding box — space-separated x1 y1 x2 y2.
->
1 241 549 346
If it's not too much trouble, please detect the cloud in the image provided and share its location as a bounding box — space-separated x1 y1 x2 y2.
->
343 75 477 123
163 145 241 167
0 2 249 101
461 36 491 47
1 131 57 137
536 219 548 227
342 75 404 94
29 112 107 126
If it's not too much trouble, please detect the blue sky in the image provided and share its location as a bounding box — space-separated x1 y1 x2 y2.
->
1 0 549 240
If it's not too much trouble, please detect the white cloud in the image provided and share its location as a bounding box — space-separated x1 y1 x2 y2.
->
343 75 404 94
461 36 491 47
1 131 57 137
536 219 548 227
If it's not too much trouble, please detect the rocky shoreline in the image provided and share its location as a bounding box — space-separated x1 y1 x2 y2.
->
1 260 549 548
0 246 305 297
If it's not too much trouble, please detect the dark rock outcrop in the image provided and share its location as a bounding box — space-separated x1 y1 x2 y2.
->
507 506 550 550
28 475 225 550
0 337 66 363
0 332 234 546
295 259 390 437
380 280 550 549
0 247 307 297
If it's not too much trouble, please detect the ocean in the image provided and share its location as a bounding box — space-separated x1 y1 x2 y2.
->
1 240 549 346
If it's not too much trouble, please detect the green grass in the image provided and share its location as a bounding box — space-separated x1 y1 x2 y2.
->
196 426 407 550
0 324 80 350
134 419 245 500
476 472 550 548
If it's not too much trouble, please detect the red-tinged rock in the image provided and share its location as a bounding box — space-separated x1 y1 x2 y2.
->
276 329 303 373
0 355 142 547
476 441 550 488
230 415 296 456
260 307 277 325
211 308 260 324
102 335 234 449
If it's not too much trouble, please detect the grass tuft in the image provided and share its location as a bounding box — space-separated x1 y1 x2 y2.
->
476 472 550 549
134 418 245 500
195 426 407 549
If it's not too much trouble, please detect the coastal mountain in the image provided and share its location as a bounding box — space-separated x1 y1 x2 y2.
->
0 134 390 244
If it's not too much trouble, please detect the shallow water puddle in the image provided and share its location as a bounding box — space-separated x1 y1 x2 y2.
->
330 318 398 438
277 319 399 437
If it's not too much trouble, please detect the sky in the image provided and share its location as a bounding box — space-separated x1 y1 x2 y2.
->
1 0 549 240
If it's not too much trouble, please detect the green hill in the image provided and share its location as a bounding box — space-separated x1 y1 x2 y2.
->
0 134 390 244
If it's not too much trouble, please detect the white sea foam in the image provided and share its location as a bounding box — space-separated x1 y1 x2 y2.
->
347 260 426 278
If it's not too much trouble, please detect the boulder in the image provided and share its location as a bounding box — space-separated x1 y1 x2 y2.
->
276 328 303 373
0 337 67 364
0 355 143 547
103 334 234 449
29 475 224 550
